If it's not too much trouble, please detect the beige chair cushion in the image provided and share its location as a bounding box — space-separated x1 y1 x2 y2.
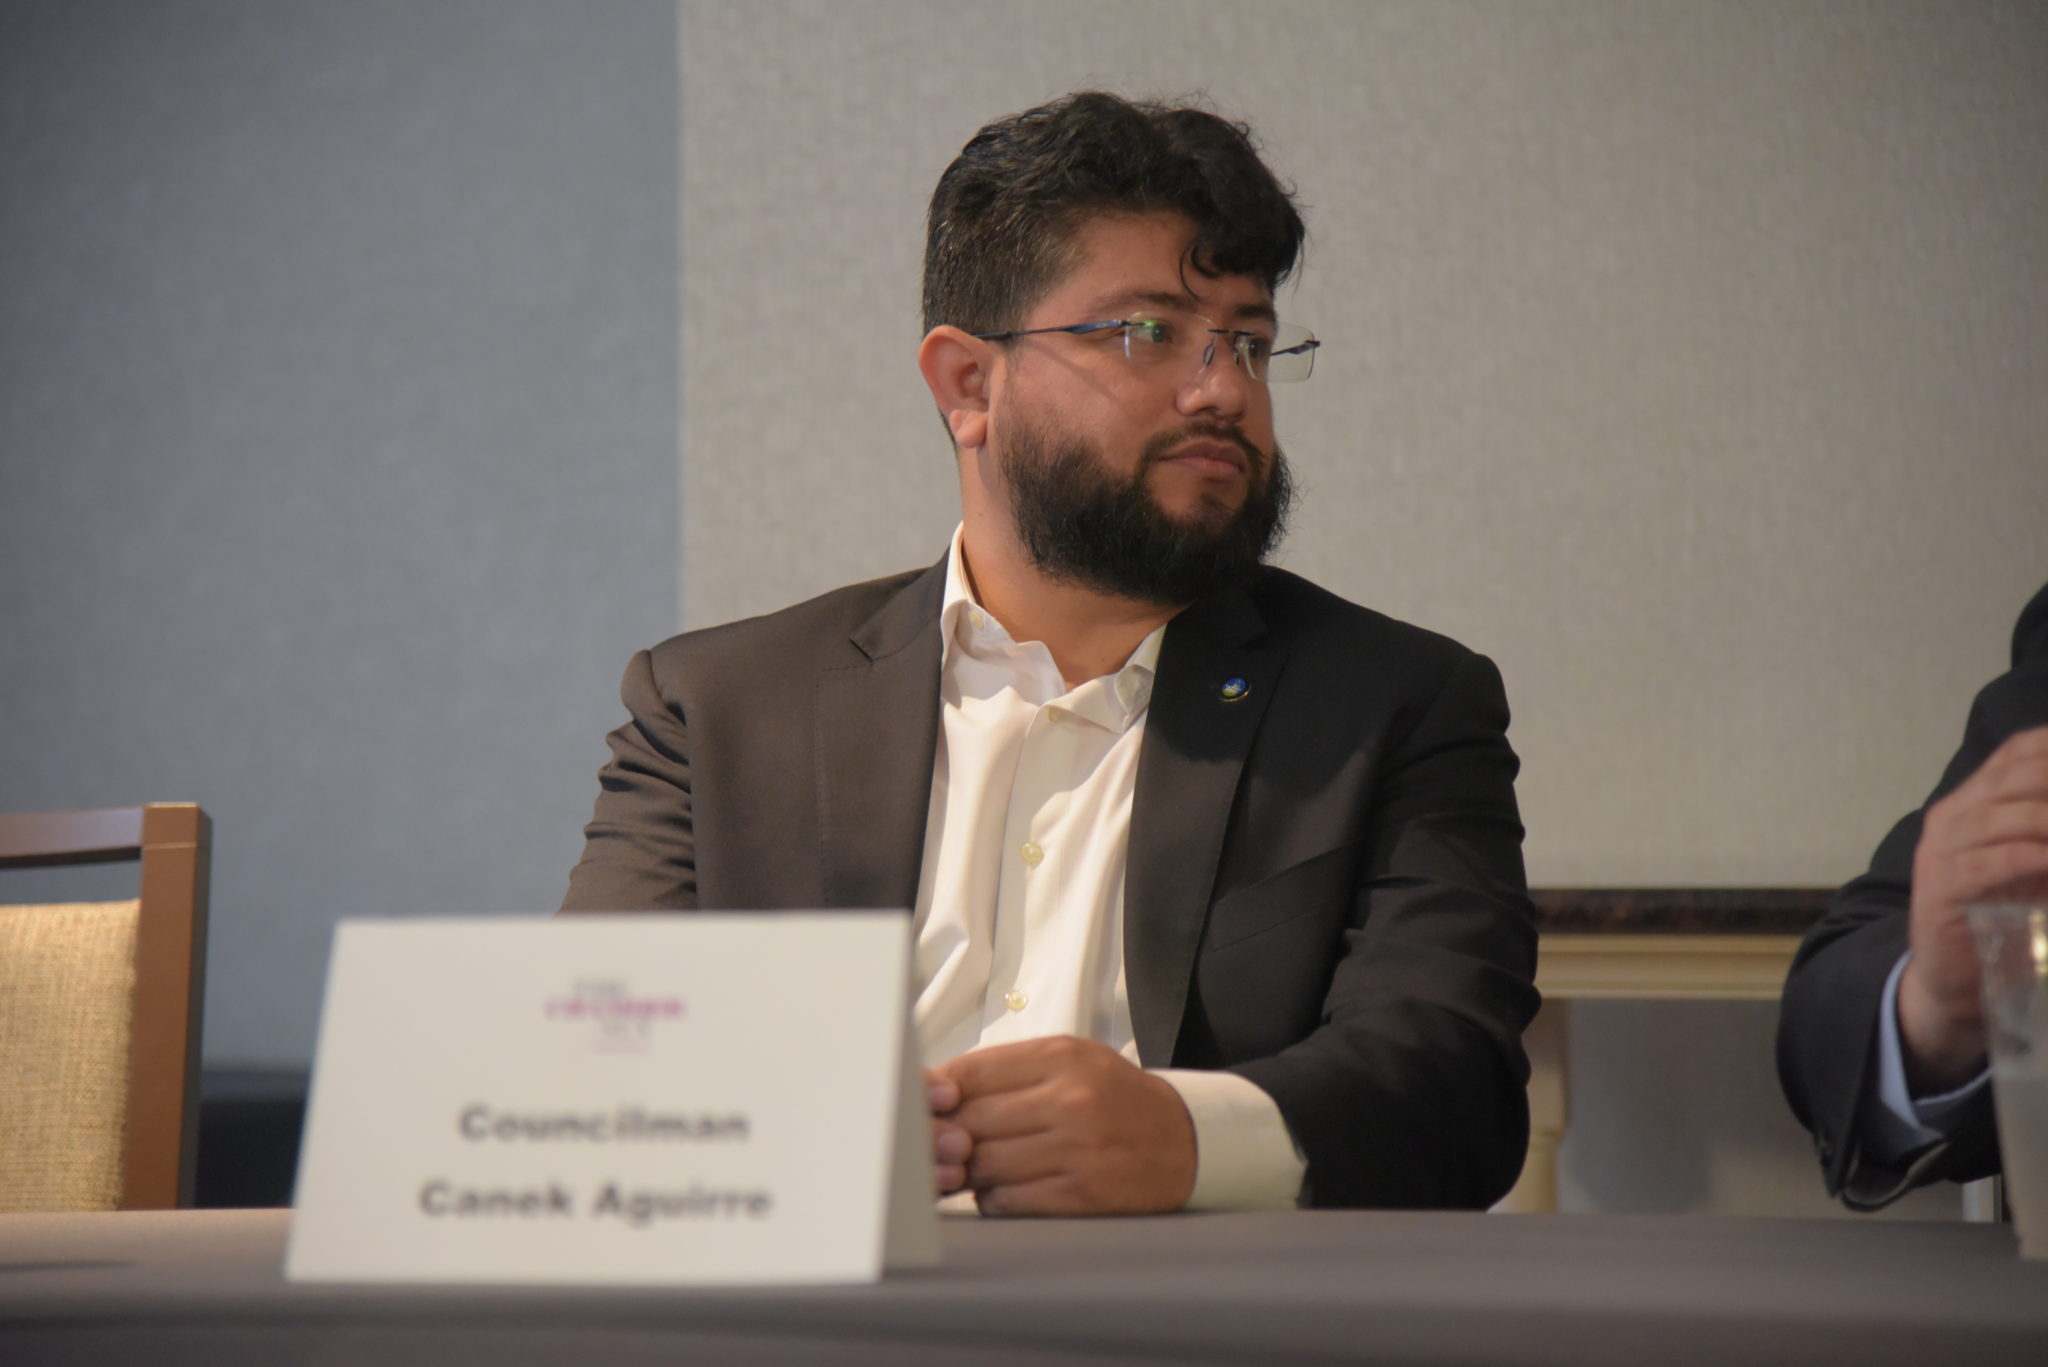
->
0 900 140 1212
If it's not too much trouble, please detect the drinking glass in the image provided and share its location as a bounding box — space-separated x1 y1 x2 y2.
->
1967 901 2048 1258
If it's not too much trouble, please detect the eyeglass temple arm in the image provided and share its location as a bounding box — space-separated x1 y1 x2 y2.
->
969 321 1126 342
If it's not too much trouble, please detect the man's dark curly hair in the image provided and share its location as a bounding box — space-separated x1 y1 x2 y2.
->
922 92 1305 337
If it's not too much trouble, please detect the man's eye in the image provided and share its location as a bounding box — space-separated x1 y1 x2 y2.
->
1125 318 1174 347
1240 333 1274 361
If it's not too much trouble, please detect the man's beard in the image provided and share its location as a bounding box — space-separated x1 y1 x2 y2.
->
996 416 1293 606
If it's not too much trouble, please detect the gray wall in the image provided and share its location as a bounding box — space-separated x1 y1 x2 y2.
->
0 1 679 1067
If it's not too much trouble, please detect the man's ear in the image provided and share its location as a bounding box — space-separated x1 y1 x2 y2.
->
918 326 993 451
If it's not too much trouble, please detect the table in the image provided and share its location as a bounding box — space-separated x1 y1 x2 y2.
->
3 1208 2044 1365
1501 888 1825 1213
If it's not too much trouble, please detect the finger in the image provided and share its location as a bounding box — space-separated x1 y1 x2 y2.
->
1933 729 2048 817
930 1116 971 1165
1923 781 2048 863
963 1129 1067 1191
1932 841 2048 908
1934 801 2048 858
942 1037 1084 1101
1982 755 2048 807
951 1083 1063 1142
1988 726 2048 767
925 1068 960 1115
1960 730 2048 807
930 1114 972 1196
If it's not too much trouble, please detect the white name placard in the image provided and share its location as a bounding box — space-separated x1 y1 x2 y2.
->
286 914 937 1285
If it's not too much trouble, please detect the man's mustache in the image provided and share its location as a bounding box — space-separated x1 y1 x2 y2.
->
1139 421 1267 476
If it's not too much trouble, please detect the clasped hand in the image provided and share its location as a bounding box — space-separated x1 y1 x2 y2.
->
923 1035 1196 1216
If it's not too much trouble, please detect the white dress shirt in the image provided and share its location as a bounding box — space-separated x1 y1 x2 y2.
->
911 528 1304 1210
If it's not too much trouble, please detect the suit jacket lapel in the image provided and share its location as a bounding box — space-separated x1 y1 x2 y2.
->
1126 582 1285 1065
813 560 946 910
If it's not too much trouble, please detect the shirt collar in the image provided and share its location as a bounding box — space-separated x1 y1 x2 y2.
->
939 525 1163 729
936 525 987 671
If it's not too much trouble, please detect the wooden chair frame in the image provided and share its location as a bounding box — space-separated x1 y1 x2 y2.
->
0 804 211 1208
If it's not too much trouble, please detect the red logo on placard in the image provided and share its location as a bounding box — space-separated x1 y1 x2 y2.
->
543 980 685 1052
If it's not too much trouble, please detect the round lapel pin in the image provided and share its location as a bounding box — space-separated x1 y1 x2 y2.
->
1218 677 1250 702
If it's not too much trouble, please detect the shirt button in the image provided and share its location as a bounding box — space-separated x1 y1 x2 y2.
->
969 610 987 631
1003 989 1028 1012
1019 841 1044 867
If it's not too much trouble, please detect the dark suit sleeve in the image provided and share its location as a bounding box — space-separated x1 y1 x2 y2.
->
1777 580 2048 1207
560 648 699 912
1230 650 1540 1209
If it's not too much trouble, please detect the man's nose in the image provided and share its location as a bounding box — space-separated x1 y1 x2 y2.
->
1177 336 1253 418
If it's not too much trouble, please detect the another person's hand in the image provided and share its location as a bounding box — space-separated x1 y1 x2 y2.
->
1898 725 2048 1092
928 1035 1196 1216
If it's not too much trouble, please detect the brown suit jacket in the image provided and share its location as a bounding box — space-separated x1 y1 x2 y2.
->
562 559 1539 1208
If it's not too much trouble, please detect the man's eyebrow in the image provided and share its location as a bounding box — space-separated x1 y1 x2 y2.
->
1086 289 1278 325
1081 288 1192 317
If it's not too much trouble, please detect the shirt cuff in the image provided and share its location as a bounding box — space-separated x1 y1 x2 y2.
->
1864 951 1992 1164
1152 1068 1306 1210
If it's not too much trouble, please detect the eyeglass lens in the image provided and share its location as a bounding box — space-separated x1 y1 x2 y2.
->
1122 312 1317 383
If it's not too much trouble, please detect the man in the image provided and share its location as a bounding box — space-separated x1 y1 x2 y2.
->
563 92 1538 1214
1779 580 2048 1208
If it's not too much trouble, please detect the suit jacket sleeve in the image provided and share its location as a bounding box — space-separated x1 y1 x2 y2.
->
560 647 700 912
1218 648 1539 1209
1777 580 2048 1207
